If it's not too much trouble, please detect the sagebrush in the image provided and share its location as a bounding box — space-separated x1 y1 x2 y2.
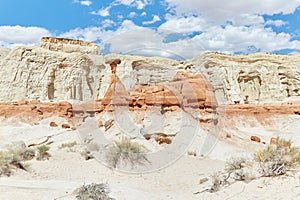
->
204 137 300 193
75 183 114 200
105 137 149 169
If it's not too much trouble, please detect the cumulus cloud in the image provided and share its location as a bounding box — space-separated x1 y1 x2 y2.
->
265 20 288 27
164 0 300 24
159 14 207 33
114 0 152 9
102 19 117 28
128 12 138 18
0 26 51 47
155 0 300 56
73 0 92 6
80 0 92 6
59 27 113 42
142 15 161 25
91 7 110 17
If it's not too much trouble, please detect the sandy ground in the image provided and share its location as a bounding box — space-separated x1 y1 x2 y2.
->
0 114 300 200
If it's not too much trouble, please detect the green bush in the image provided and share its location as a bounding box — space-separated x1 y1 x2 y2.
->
254 137 300 177
105 137 149 169
37 145 50 160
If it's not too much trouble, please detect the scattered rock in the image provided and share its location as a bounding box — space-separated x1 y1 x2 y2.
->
270 137 277 145
250 136 261 143
104 119 114 131
155 136 172 145
62 124 71 129
98 120 104 127
49 121 58 127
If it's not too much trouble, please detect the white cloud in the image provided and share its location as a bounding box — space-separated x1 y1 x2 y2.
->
142 15 161 25
128 12 138 18
136 0 151 9
265 20 287 27
73 0 92 6
141 12 147 16
114 0 152 9
80 0 92 6
164 0 300 24
159 14 207 33
0 26 51 47
115 0 135 6
102 19 116 28
59 27 113 42
91 7 110 17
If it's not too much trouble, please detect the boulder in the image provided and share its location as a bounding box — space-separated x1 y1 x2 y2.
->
250 136 261 143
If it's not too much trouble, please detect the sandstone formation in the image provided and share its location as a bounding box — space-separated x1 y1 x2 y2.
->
0 38 105 102
191 52 300 104
1 38 300 106
0 47 10 60
40 37 100 54
0 101 72 124
129 71 217 109
105 52 300 105
97 57 216 116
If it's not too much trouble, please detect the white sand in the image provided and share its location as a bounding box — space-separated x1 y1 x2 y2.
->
0 115 300 199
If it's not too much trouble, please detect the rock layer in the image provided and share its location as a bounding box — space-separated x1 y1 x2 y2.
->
1 38 300 106
0 39 105 102
40 37 100 54
191 52 300 104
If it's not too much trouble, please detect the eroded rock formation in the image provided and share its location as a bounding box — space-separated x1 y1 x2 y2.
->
191 52 300 104
41 37 100 54
1 38 300 106
0 38 105 102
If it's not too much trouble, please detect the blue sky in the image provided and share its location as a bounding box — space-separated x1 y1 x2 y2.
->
1 0 300 58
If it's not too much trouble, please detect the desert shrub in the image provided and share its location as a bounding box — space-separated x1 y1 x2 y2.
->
36 145 50 160
225 157 247 171
10 148 35 161
209 173 223 192
0 148 34 176
0 151 12 176
254 137 300 177
81 149 94 160
105 137 148 169
59 141 77 149
199 137 300 194
76 183 114 200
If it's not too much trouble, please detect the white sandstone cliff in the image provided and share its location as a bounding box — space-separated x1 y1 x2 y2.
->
1 38 300 105
190 52 300 104
0 38 105 102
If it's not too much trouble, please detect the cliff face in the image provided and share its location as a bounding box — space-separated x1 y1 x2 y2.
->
1 38 300 105
190 52 300 104
0 38 105 102
40 37 100 54
105 52 300 105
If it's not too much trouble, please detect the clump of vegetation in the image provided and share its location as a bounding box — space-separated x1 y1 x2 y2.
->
75 183 115 200
0 151 13 176
10 148 35 161
81 149 94 160
199 137 300 194
105 137 149 169
59 141 77 149
254 137 300 177
0 147 35 176
36 145 51 160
